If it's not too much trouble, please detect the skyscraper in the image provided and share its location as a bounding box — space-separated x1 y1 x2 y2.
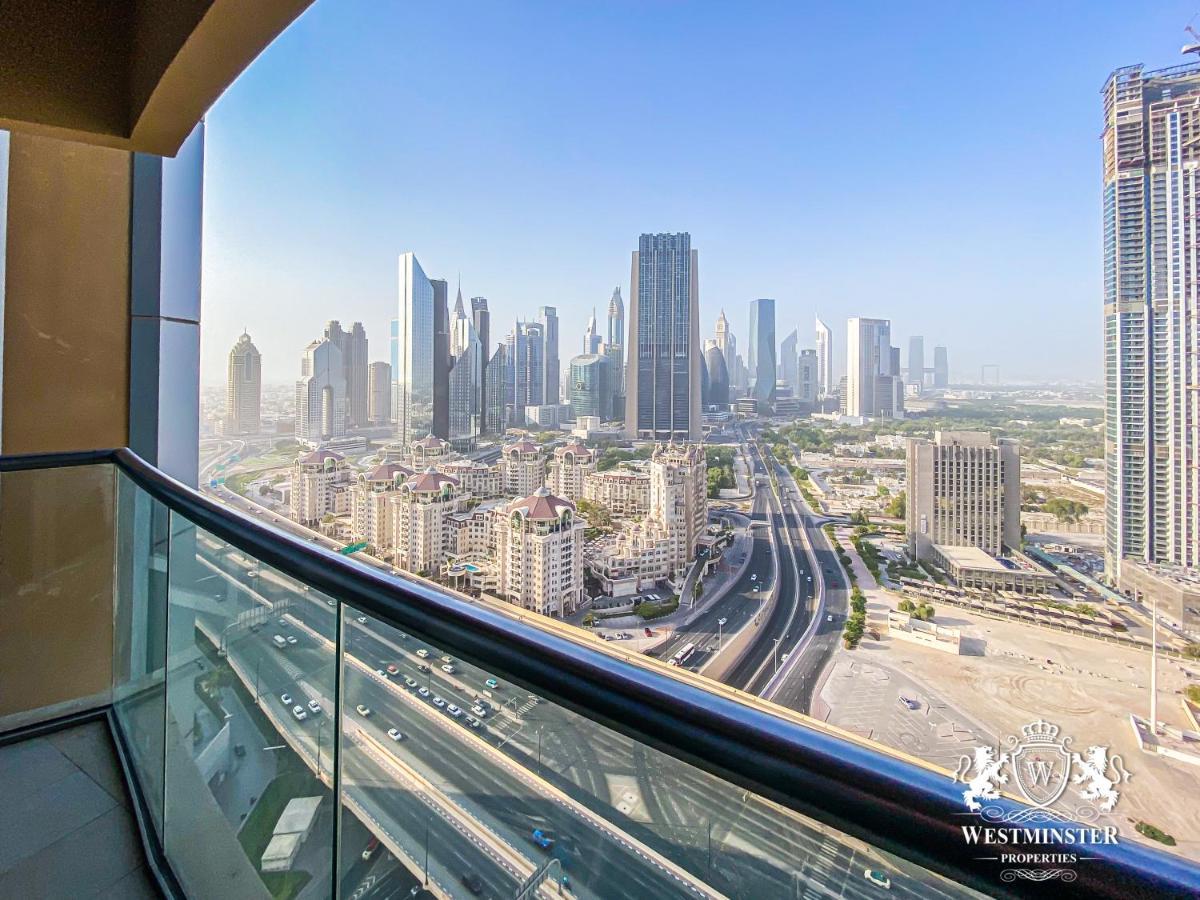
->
506 320 545 423
604 287 625 411
797 349 818 406
295 337 347 443
471 297 491 432
714 309 739 390
485 343 508 436
395 252 449 444
324 320 369 429
779 329 798 395
448 291 482 448
539 305 559 406
607 287 624 347
585 308 601 354
749 299 776 409
704 344 729 407
1102 62 1200 578
933 345 949 388
907 336 925 390
226 331 261 435
846 317 900 419
368 361 391 425
625 233 701 440
815 317 834 399
568 353 610 420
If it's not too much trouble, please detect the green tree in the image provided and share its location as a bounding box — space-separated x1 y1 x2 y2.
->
885 491 906 519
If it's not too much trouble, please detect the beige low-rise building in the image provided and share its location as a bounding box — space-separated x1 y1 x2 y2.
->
439 457 502 499
494 487 584 616
389 469 464 576
350 462 412 551
649 443 707 579
584 519 672 596
584 469 650 519
502 439 547 497
547 442 596 503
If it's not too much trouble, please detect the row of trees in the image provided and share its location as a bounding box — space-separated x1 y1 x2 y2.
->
843 586 868 648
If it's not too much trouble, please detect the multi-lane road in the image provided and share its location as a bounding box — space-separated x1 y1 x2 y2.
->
180 533 970 900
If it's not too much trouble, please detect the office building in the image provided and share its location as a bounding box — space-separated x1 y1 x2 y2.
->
797 348 818 406
226 331 261 435
748 299 776 410
324 320 369 429
389 469 464 576
906 431 1020 563
448 291 482 449
815 317 834 399
289 448 352 527
390 317 400 423
779 328 798 396
471 297 491 433
548 442 597 502
396 253 450 444
585 308 601 354
568 353 610 420
649 443 707 579
907 336 925 391
368 361 391 426
704 345 729 407
502 439 548 497
494 488 585 616
626 233 701 440
1100 61 1200 579
295 337 347 444
605 287 625 401
485 343 508 436
506 320 545 424
539 306 560 406
933 345 949 388
846 317 902 419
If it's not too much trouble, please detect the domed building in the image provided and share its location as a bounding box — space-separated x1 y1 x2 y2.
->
494 487 584 616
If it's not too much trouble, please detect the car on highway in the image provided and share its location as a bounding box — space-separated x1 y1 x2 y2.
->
751 573 757 581
376 668 388 678
530 828 555 850
272 634 288 649
417 664 430 673
446 704 463 718
417 687 431 698
485 678 499 689
386 664 399 675
280 693 293 706
277 617 288 626
291 705 308 721
286 635 298 645
718 617 727 626
470 704 488 718
432 696 446 708
362 837 379 861
307 699 322 714
898 696 919 710
416 649 430 658
460 872 484 895
355 704 371 717
356 616 367 624
441 664 456 673
827 614 833 622
465 715 482 729
386 728 404 742
863 869 891 889
403 676 417 688
441 655 453 664
644 627 653 637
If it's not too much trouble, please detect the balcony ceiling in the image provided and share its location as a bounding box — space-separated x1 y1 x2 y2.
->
0 0 312 156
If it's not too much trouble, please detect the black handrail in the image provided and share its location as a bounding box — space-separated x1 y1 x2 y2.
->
3 447 1196 898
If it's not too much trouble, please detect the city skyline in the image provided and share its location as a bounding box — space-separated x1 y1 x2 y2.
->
197 3 1198 388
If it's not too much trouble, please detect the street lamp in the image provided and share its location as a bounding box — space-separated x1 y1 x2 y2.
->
772 637 782 674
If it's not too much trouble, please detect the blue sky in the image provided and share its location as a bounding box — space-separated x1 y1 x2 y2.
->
200 0 1200 386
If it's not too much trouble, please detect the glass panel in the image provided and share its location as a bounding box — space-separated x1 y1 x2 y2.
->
0 464 116 726
113 472 171 833
163 517 337 899
337 607 977 899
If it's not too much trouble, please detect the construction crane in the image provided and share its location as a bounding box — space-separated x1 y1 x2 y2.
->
1184 22 1200 56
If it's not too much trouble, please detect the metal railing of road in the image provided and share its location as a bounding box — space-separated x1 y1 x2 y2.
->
2 447 1199 899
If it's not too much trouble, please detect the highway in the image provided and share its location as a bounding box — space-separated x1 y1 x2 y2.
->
182 535 971 900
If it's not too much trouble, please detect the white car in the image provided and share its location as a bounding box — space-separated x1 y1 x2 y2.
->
441 664 456 674
286 635 298 645
356 704 371 717
307 699 322 714
280 693 293 706
291 705 308 721
863 869 891 889
418 687 431 698
470 704 488 718
441 655 453 664
356 616 367 624
751 574 757 581
403 676 418 688
464 715 482 729
376 668 388 678
432 696 446 709
446 704 463 718
416 649 430 658
827 614 833 622
387 728 404 742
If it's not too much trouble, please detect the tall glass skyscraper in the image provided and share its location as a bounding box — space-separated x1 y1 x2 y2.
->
907 335 925 390
395 252 437 444
539 305 559 406
815 316 833 400
569 353 610 419
749 299 777 408
625 232 700 440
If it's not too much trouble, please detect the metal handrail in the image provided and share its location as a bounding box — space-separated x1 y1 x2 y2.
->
2 447 1196 898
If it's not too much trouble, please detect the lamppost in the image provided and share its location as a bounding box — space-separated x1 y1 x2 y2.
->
772 637 782 674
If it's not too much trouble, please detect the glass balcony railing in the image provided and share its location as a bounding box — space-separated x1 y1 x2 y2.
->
3 448 1198 899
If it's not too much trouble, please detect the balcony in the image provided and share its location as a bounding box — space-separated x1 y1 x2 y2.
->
2 448 1198 899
